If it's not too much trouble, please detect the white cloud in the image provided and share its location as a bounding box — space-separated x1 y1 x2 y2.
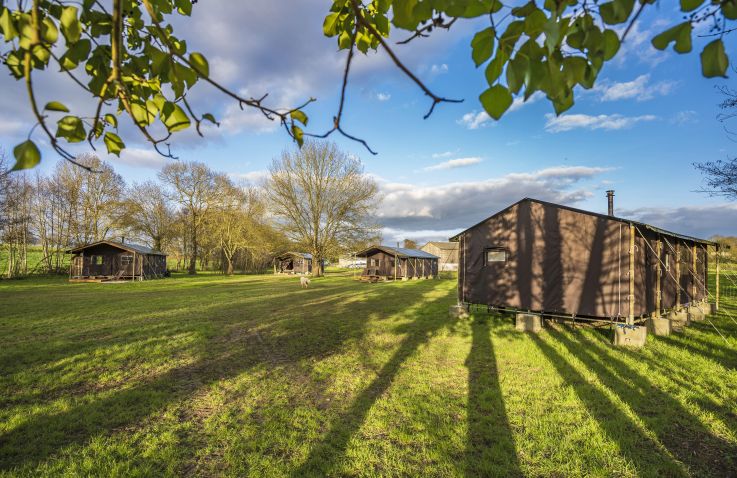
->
229 170 270 184
430 63 449 75
110 148 172 170
0 118 25 136
544 113 657 133
424 157 482 171
597 74 677 102
374 92 391 102
457 111 491 130
622 204 737 239
458 92 543 129
671 110 698 125
376 165 609 235
431 150 456 159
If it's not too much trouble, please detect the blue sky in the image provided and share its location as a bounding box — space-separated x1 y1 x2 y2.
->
1 1 737 244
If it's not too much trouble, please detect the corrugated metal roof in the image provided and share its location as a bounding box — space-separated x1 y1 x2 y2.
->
67 240 167 256
449 198 716 246
424 241 459 250
357 245 439 259
276 251 313 260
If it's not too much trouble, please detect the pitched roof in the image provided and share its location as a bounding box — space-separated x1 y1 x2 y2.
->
356 245 439 259
67 240 167 256
423 241 458 250
448 198 716 245
276 251 313 260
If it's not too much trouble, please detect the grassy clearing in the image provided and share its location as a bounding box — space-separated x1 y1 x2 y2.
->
1 272 736 477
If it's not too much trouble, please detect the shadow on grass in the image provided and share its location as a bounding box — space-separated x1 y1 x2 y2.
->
465 315 522 477
290 285 455 477
0 279 448 472
529 332 689 477
549 327 737 476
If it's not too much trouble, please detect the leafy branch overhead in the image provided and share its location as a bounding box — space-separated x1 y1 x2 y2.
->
0 0 735 170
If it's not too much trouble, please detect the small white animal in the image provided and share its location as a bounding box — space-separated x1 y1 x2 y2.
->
300 276 311 288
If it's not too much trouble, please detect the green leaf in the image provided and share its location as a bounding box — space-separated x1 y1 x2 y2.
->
471 27 495 67
0 7 19 41
292 124 304 147
175 0 193 15
104 113 117 127
12 140 41 170
485 50 508 84
724 0 737 20
58 38 90 70
202 113 218 125
60 6 81 43
479 84 513 120
189 52 209 77
103 131 124 156
55 115 85 142
323 12 340 36
701 39 729 78
599 0 635 25
160 102 191 132
602 29 620 60
651 22 692 53
291 109 308 126
338 30 352 49
44 101 70 112
41 17 58 44
392 0 420 30
680 0 705 11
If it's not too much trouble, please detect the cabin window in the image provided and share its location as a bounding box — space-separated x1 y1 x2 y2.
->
91 255 103 265
485 248 507 265
121 255 133 266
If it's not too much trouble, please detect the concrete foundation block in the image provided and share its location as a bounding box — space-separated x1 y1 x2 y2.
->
688 305 705 322
515 313 542 333
695 302 711 316
646 317 672 336
667 309 689 332
449 304 469 319
613 325 648 348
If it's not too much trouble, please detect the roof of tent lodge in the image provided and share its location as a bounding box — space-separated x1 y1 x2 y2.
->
448 198 716 246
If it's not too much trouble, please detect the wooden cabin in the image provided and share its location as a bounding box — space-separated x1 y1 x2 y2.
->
450 198 715 321
356 245 438 281
421 241 459 271
67 240 167 282
273 252 317 275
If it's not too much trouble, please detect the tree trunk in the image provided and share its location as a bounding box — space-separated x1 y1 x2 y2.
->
188 221 197 275
312 249 322 277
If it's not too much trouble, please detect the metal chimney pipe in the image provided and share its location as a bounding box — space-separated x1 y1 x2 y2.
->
606 190 615 216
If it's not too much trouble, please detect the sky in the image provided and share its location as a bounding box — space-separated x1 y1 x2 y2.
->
1 1 737 245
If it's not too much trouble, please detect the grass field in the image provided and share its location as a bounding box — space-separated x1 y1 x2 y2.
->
1 272 737 477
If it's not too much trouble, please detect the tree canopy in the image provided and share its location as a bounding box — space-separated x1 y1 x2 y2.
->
1 0 734 170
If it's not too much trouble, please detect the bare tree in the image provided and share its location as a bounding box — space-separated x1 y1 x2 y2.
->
265 141 379 277
403 239 418 249
120 181 176 251
695 159 737 200
159 162 220 274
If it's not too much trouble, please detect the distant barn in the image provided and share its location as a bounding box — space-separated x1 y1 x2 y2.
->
67 240 167 282
273 252 318 275
450 197 714 322
356 245 438 281
421 241 459 271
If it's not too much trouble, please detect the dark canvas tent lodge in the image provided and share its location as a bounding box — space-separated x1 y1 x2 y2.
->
356 245 439 281
450 198 716 323
67 240 167 282
273 252 318 275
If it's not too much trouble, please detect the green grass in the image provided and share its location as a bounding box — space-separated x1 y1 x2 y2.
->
1 272 737 477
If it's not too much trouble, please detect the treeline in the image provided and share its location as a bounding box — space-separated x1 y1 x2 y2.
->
1 142 381 279
0 153 283 277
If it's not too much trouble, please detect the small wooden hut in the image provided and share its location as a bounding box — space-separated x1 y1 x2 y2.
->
273 252 317 275
356 245 438 281
67 240 167 282
421 241 459 271
450 197 716 322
